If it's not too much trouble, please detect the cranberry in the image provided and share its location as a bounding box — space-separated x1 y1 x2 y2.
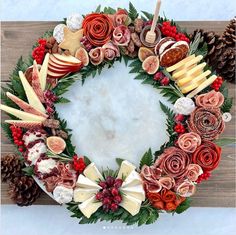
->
98 181 107 189
160 77 170 86
174 114 185 122
153 71 164 81
110 203 118 212
95 192 103 201
103 197 111 205
106 176 115 186
114 195 122 203
111 187 119 196
114 178 123 188
102 189 111 197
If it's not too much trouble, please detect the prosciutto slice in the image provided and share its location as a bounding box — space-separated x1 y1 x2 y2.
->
102 41 120 60
113 25 131 46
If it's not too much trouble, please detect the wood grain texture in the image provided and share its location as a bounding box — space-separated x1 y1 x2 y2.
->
1 22 235 207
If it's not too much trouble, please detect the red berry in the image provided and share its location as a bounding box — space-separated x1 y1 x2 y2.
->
174 114 185 122
95 192 103 201
106 176 115 186
110 203 118 212
99 181 107 189
114 194 122 203
111 187 119 196
174 123 186 134
114 178 123 188
103 197 111 205
18 147 24 152
153 71 164 81
160 77 170 86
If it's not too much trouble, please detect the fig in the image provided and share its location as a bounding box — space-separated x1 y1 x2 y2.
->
154 37 175 55
138 47 154 62
142 55 160 74
24 64 41 85
75 47 89 66
46 136 66 154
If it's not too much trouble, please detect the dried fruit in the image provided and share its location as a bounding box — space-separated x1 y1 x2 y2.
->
142 55 160 74
46 136 66 154
75 47 89 66
138 47 154 62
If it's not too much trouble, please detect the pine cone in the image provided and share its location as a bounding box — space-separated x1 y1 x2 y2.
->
222 17 236 47
9 176 41 206
216 47 236 83
1 154 23 182
190 29 225 67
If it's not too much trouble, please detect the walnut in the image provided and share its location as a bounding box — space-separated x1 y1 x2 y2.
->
127 39 135 53
56 130 68 139
131 32 142 47
43 119 60 129
134 18 144 33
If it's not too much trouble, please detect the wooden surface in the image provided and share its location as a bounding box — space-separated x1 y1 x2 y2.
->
1 21 235 207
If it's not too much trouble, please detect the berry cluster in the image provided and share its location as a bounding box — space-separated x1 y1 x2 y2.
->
153 71 170 86
196 171 211 184
211 76 223 91
96 176 123 212
73 155 86 173
80 36 93 51
32 39 47 64
10 125 25 152
161 21 190 43
44 90 58 114
174 114 186 134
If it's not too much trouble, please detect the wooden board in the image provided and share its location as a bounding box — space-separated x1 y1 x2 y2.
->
1 21 235 206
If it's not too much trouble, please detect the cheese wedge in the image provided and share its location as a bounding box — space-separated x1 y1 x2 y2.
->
73 188 98 203
121 185 145 201
187 75 217 98
0 104 46 121
83 163 104 182
186 62 206 77
78 196 102 218
120 194 142 216
19 71 46 113
173 64 196 80
181 77 206 94
122 170 142 188
166 54 195 72
178 70 211 87
76 174 101 190
117 161 136 179
39 53 49 91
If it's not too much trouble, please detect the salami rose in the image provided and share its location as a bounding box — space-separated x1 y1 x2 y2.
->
196 90 224 109
186 164 203 182
192 141 221 171
159 176 175 190
155 147 191 179
111 9 129 26
176 179 196 197
113 25 131 46
89 47 105 65
147 192 165 210
140 165 162 183
82 13 113 47
102 41 120 60
161 188 176 202
187 107 225 141
177 132 201 153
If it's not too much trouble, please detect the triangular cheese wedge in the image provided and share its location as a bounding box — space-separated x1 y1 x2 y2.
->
78 196 102 218
0 104 46 121
19 71 46 113
74 188 98 203
122 170 142 188
121 184 145 201
83 163 104 182
76 174 101 189
119 194 142 216
39 53 49 91
117 161 136 179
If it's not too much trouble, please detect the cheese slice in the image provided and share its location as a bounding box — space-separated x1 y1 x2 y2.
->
39 53 49 91
166 54 195 72
173 64 196 80
0 104 46 121
19 71 46 113
117 160 136 179
186 62 206 77
181 77 206 94
187 75 217 98
73 188 98 203
76 174 101 190
83 163 104 182
121 185 145 201
78 196 102 218
178 70 211 87
120 194 142 216
122 170 142 188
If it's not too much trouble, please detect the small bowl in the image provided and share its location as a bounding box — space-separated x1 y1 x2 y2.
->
140 25 161 48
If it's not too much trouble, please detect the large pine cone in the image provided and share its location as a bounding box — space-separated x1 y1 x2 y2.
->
190 29 225 67
222 17 236 47
216 47 236 83
1 154 23 182
9 176 41 206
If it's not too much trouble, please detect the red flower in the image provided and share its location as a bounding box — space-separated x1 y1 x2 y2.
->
73 155 86 173
32 39 46 64
192 141 221 171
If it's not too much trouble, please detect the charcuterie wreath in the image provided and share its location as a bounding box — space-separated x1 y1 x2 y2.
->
1 2 235 226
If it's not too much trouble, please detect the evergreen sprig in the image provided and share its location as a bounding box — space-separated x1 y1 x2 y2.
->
128 2 139 21
139 148 153 169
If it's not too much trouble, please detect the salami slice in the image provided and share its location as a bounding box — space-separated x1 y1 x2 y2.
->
154 37 175 55
172 41 189 59
159 41 176 55
160 47 183 67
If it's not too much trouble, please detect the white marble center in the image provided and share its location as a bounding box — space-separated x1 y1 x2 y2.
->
56 62 170 169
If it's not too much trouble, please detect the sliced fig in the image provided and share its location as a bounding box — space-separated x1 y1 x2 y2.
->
24 64 42 85
142 55 160 74
5 120 43 129
171 41 189 58
75 47 89 66
46 136 66 154
160 47 183 67
138 47 154 62
154 37 175 55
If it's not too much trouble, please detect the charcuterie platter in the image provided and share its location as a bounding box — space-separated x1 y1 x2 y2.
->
1 2 235 226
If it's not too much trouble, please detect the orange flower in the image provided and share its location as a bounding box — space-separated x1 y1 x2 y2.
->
161 189 176 203
165 202 177 211
153 201 165 210
82 13 114 47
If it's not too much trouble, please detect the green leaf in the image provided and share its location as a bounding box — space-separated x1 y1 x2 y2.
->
221 97 233 113
22 166 34 176
103 6 116 15
139 148 153 169
1 122 14 143
55 97 70 104
116 158 125 166
128 2 139 21
214 138 236 146
175 198 191 214
94 5 101 13
83 156 91 165
195 42 208 58
146 210 159 224
141 11 153 20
